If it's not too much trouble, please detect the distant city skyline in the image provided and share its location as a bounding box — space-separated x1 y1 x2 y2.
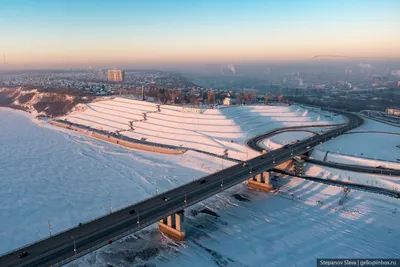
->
0 0 399 68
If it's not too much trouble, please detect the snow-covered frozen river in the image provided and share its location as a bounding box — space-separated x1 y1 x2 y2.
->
0 108 226 255
1 108 399 267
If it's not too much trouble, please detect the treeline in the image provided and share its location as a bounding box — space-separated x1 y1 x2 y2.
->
115 87 289 106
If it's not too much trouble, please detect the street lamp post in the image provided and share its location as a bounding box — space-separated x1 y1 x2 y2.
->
71 236 77 258
184 191 187 205
153 181 158 195
48 220 52 237
221 156 225 187
137 211 140 227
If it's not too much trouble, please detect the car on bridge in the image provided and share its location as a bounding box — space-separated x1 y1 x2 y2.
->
18 251 29 258
129 209 136 215
162 197 171 202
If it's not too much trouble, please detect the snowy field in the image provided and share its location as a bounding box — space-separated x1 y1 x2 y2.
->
60 98 345 160
311 118 400 169
0 108 234 254
254 113 400 169
71 175 400 267
261 131 315 151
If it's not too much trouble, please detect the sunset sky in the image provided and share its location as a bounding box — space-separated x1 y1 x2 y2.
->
0 0 399 68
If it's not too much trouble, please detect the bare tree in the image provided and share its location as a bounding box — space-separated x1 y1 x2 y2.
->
236 93 243 105
249 91 257 104
190 94 197 106
244 92 251 104
168 89 179 104
275 90 281 102
207 91 215 105
264 93 270 105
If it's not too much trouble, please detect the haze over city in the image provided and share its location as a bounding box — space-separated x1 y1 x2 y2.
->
1 0 399 69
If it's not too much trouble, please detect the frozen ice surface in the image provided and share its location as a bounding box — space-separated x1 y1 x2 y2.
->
0 108 233 254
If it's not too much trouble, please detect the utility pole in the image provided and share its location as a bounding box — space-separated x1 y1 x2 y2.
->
142 85 145 100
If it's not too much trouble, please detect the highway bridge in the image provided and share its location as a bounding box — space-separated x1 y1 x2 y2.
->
0 109 363 267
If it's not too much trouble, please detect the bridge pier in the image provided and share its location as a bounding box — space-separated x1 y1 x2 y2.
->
248 171 273 191
293 156 305 176
158 210 185 241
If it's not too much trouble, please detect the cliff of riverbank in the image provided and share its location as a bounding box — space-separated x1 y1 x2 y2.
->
0 87 95 117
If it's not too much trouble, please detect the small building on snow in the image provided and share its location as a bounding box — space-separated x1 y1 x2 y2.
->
223 97 236 106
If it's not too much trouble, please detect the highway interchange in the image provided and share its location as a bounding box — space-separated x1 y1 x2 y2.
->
246 123 400 176
0 109 363 267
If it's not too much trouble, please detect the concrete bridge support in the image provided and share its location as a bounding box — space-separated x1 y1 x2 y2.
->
293 156 305 176
158 210 185 241
248 171 273 191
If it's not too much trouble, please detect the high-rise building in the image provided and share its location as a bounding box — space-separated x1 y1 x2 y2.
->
107 70 125 82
